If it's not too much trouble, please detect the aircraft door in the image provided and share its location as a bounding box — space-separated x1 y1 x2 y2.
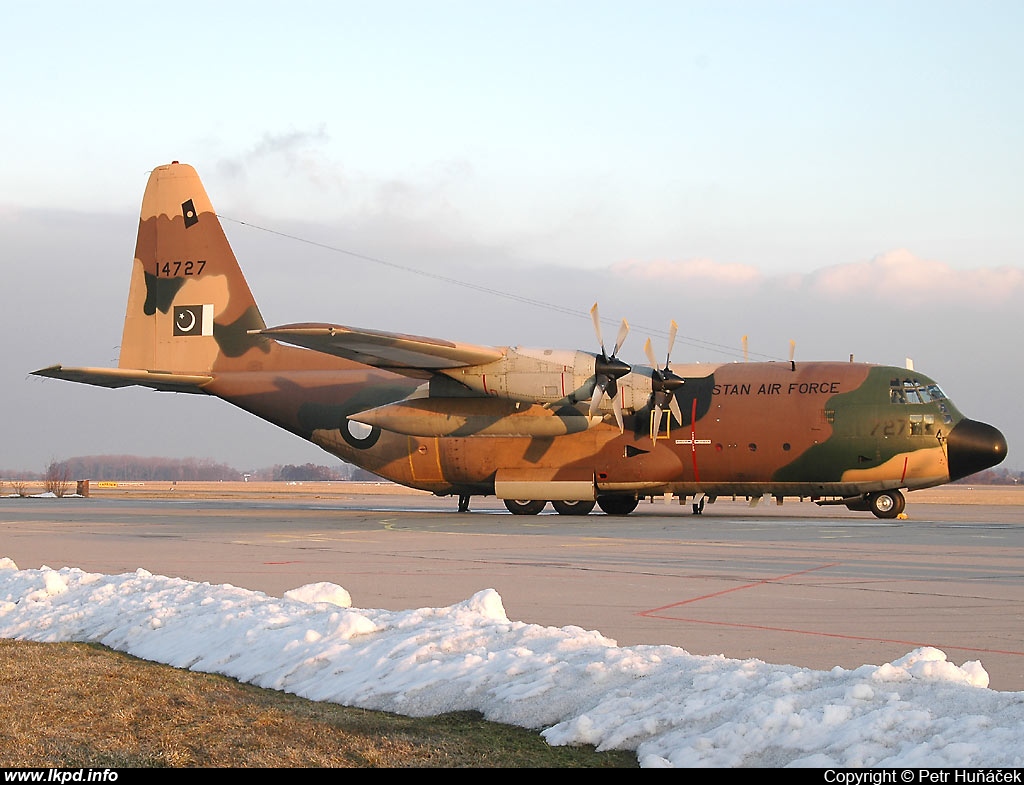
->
407 436 445 484
438 438 489 486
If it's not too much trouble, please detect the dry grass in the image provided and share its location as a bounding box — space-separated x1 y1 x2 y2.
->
0 640 637 768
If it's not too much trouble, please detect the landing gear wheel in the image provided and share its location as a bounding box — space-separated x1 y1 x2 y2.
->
596 495 639 516
503 499 547 515
868 490 905 519
551 499 596 516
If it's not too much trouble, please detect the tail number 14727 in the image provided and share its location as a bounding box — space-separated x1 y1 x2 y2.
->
155 260 206 277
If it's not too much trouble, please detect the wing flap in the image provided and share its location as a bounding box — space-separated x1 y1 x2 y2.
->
252 323 505 372
32 365 213 394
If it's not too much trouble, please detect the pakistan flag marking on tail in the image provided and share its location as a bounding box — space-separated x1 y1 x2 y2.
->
173 304 214 336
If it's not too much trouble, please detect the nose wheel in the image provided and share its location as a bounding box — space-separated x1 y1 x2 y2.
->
868 490 905 519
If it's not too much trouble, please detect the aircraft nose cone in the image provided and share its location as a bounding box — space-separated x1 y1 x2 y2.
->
946 419 1008 481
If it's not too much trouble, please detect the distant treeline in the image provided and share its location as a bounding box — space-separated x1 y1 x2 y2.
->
952 468 1022 485
4 456 380 483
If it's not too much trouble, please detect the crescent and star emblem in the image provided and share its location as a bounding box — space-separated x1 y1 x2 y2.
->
176 308 196 333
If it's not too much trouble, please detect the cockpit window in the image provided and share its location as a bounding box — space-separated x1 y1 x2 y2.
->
890 378 954 424
890 378 946 405
904 380 924 404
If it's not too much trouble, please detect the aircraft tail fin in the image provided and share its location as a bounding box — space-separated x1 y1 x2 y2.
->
118 161 270 374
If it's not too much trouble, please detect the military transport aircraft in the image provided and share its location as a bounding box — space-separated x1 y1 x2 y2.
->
34 162 1008 518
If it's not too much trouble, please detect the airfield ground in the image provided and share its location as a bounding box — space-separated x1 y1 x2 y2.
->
15 478 1023 505
2 478 1021 766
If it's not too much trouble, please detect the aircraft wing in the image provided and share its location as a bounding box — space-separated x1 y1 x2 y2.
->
32 365 213 393
252 323 505 376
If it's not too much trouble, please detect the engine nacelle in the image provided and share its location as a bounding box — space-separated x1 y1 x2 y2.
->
441 347 656 416
442 348 596 405
615 370 658 413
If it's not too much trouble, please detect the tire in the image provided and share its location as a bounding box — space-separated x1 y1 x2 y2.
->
503 499 547 515
892 490 906 515
551 499 596 516
596 495 639 516
868 490 904 519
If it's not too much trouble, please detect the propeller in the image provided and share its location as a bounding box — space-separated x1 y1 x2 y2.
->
644 320 684 439
589 303 631 432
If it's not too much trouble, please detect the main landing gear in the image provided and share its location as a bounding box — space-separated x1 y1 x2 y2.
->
596 495 639 516
503 499 547 515
551 499 596 516
500 495 639 516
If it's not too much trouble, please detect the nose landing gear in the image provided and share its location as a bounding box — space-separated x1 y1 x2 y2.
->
867 489 906 519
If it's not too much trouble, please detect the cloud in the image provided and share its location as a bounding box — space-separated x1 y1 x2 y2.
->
210 127 355 218
209 136 484 240
216 126 334 178
610 251 1024 310
610 257 763 286
806 250 1024 308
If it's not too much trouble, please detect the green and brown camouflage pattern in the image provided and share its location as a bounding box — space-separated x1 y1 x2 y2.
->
33 162 1008 518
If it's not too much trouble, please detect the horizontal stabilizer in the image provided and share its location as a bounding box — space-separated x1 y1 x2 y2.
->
32 365 213 394
252 323 504 375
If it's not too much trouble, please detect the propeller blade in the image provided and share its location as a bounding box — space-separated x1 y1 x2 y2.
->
589 376 608 417
590 376 625 430
588 303 632 427
669 395 683 425
590 303 604 354
613 319 629 356
606 377 619 403
665 320 677 367
644 319 685 439
644 338 658 370
651 405 663 439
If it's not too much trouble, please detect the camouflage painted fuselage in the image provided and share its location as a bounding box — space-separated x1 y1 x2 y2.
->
206 357 986 500
34 162 1007 517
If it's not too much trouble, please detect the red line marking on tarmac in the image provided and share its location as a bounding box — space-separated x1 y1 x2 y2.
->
637 563 1024 659
640 563 840 615
264 561 302 565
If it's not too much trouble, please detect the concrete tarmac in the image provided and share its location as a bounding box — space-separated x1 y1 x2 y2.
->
2 484 1023 691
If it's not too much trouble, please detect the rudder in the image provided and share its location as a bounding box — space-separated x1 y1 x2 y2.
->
119 161 269 374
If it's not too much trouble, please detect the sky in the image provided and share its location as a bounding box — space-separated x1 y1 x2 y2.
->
2 553 1022 768
2 1 1022 473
